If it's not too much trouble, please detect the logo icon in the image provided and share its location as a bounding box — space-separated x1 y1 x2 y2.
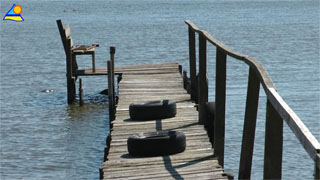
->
3 4 24 22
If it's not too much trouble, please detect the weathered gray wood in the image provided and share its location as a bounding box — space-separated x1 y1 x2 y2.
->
79 78 83 106
56 19 68 53
267 88 320 161
66 38 76 104
73 65 180 76
108 61 115 121
214 48 227 167
316 153 320 180
185 20 201 33
186 20 320 177
198 33 208 125
64 25 71 38
188 26 197 101
264 100 283 179
186 21 320 165
238 66 260 179
110 46 116 103
101 63 227 180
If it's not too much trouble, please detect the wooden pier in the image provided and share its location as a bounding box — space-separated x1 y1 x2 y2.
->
57 19 319 179
100 62 230 180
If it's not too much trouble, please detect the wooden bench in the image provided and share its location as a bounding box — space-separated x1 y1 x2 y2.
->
56 19 98 72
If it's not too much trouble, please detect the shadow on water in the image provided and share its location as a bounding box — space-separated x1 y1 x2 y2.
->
62 93 110 179
66 93 109 118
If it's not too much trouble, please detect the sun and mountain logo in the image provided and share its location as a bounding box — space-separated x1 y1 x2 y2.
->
3 4 24 22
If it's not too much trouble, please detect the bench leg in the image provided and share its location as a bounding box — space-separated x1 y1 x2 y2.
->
92 52 96 72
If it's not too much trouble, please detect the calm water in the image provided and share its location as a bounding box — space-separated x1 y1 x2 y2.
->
1 0 319 179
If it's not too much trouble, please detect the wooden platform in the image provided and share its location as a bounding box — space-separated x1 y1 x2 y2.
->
100 63 228 180
74 63 180 76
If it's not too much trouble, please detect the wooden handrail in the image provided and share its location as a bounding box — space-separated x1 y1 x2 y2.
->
185 20 320 179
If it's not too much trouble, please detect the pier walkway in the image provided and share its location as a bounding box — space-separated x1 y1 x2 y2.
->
59 19 319 179
100 62 229 180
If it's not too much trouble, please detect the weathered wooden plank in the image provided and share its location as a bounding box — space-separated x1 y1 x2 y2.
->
267 88 320 161
65 38 76 104
188 25 197 101
263 100 283 179
108 61 115 121
101 62 225 180
74 65 180 76
103 167 224 180
187 21 320 174
103 154 216 168
103 159 221 172
238 66 260 179
104 171 226 180
215 48 227 167
198 32 208 125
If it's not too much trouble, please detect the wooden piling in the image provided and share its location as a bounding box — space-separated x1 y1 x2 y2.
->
66 38 76 104
79 78 83 106
110 46 116 105
107 61 115 121
92 52 96 72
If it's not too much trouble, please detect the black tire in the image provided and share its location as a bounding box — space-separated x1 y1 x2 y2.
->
129 100 176 120
127 130 186 156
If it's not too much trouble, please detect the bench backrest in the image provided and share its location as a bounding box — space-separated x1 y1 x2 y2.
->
56 19 73 55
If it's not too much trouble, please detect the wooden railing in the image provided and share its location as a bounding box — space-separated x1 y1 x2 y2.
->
184 20 320 179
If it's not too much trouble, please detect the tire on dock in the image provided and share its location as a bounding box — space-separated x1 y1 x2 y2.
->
129 100 176 120
127 130 186 156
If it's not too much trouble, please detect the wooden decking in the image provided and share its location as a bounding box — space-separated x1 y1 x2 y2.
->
74 63 181 76
100 63 228 180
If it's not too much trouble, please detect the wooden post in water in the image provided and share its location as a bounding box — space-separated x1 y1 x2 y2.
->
79 78 83 106
108 60 115 121
239 66 260 179
198 33 208 125
215 48 227 167
110 46 116 104
66 38 76 104
92 53 96 72
188 26 197 102
263 100 283 179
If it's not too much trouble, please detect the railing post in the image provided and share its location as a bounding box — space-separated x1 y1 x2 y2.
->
66 38 76 104
239 66 260 179
188 26 197 102
108 60 115 121
316 153 320 180
215 47 227 167
264 99 283 179
198 33 208 125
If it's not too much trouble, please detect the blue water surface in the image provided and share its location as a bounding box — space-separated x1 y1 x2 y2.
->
1 0 319 179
